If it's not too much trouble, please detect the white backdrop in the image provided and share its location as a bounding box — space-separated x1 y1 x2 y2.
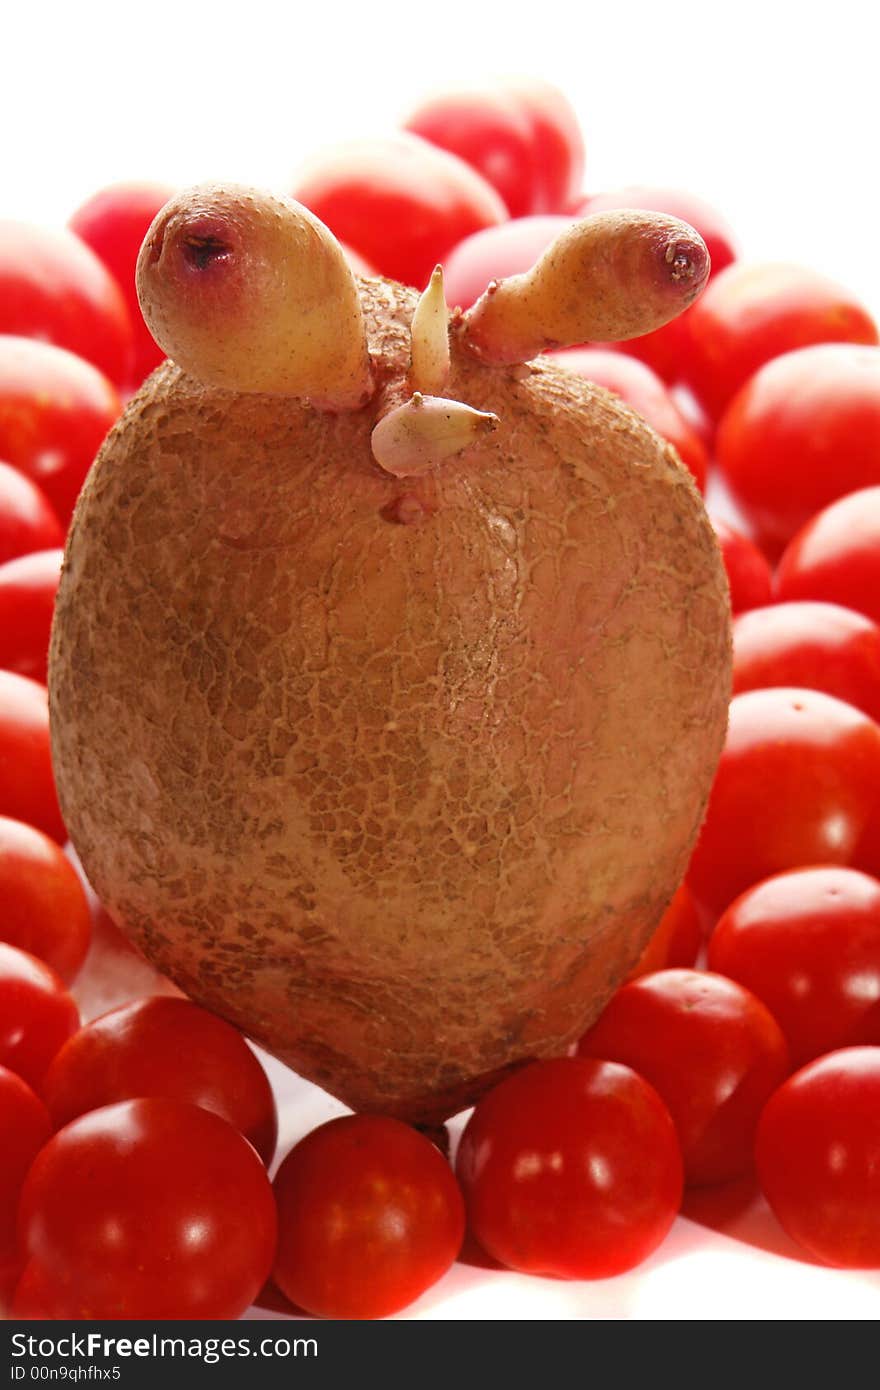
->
3 0 879 314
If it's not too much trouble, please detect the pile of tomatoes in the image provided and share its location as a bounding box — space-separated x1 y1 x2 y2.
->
1 77 879 1322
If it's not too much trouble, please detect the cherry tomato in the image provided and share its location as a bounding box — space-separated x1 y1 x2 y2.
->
42 995 277 1163
0 670 65 843
273 1114 464 1319
578 969 789 1185
708 867 880 1067
756 1047 880 1267
0 549 63 684
0 943 78 1088
69 182 175 390
0 337 121 526
443 214 572 310
455 1057 682 1278
0 221 133 388
292 133 507 289
404 79 584 217
10 1260 56 1317
573 187 737 382
687 687 880 922
776 486 880 626
709 516 773 614
682 262 878 421
0 1066 50 1298
18 1097 276 1319
732 601 880 723
716 344 880 557
0 816 90 982
0 462 63 567
552 348 708 489
625 883 702 981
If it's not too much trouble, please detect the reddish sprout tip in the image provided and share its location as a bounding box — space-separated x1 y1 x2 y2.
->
662 230 710 297
180 232 234 274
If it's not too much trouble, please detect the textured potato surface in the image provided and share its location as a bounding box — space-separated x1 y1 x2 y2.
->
50 278 730 1121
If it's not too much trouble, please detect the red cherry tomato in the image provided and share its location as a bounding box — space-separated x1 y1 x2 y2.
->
42 995 277 1163
0 816 91 982
0 221 133 388
0 549 63 684
716 344 880 557
552 347 708 490
709 515 773 614
292 133 507 289
687 687 880 923
625 883 702 981
0 337 121 525
776 486 880 626
578 969 790 1185
573 187 737 382
69 181 176 391
682 263 878 421
0 670 65 843
404 79 584 217
510 80 586 213
0 462 63 567
18 1097 276 1319
10 1260 57 1317
756 1047 880 1267
455 1057 682 1277
443 214 572 310
273 1114 464 1319
0 1066 51 1298
0 942 78 1088
708 867 880 1067
732 601 880 723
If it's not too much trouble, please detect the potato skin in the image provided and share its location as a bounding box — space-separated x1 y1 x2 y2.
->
49 277 730 1123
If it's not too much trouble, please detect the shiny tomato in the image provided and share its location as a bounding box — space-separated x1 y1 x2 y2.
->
756 1048 880 1267
552 347 708 489
42 995 277 1163
708 867 880 1067
716 344 880 557
0 816 90 982
292 133 507 289
0 337 121 525
0 548 63 684
443 214 571 310
455 1057 682 1277
17 1097 277 1319
69 182 175 390
0 462 63 567
625 882 702 981
578 969 790 1185
0 670 65 843
0 220 133 388
0 1066 50 1298
687 687 880 922
710 516 773 614
273 1114 464 1319
776 486 880 626
732 601 880 722
682 262 878 421
0 943 78 1088
573 187 737 382
404 79 584 217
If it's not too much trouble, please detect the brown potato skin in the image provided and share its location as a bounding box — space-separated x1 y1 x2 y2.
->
49 277 731 1123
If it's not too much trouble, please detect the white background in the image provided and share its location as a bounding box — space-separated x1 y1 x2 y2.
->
2 0 879 319
11 0 880 1320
